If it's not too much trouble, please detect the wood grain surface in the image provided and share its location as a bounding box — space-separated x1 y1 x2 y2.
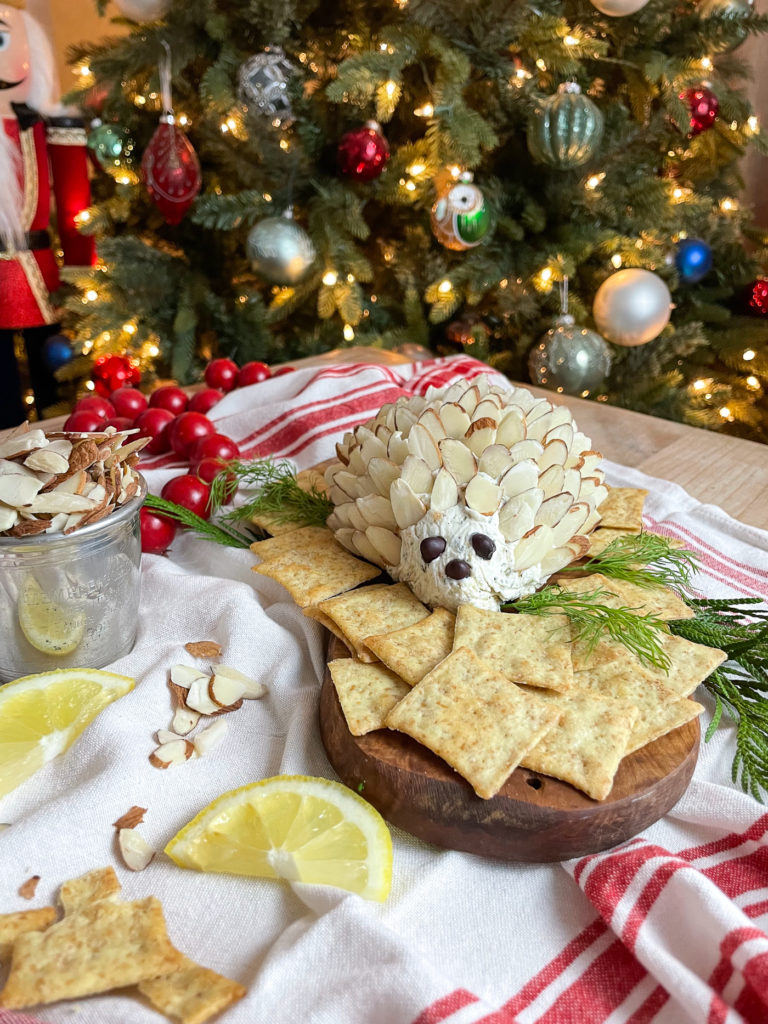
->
320 637 701 863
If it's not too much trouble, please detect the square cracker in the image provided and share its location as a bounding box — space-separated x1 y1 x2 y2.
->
250 525 336 562
0 908 57 962
303 606 354 655
520 691 640 801
138 954 246 1024
250 513 301 537
598 487 648 530
386 647 561 799
453 605 574 692
557 572 694 621
365 608 456 686
329 659 411 735
0 896 185 1009
586 528 641 557
573 664 704 754
252 543 380 607
317 583 429 662
59 866 121 916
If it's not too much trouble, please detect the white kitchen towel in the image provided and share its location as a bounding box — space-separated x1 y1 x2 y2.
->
1 354 767 1024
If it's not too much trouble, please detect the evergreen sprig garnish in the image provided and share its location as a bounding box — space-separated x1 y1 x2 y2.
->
144 494 253 549
211 458 333 527
508 585 672 670
560 533 701 593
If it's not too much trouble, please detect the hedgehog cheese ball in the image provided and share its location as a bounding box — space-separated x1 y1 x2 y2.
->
324 376 607 612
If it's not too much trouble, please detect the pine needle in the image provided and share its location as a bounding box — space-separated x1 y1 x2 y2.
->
144 494 253 549
211 458 333 527
560 532 701 592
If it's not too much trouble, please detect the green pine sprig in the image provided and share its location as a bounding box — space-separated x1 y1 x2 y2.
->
210 458 333 528
144 494 253 549
560 532 701 593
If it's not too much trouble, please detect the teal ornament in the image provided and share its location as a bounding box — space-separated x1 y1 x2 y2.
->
528 315 612 396
87 120 135 176
430 172 492 251
526 83 604 169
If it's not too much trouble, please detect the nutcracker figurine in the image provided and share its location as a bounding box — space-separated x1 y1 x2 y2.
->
0 1 95 428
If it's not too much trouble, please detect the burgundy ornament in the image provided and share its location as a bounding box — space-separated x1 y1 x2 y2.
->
681 87 718 136
141 117 202 225
743 278 768 317
337 120 390 181
91 354 141 397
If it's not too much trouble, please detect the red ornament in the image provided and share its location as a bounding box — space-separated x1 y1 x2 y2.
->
168 411 215 458
74 395 116 421
110 386 148 419
91 354 141 397
743 278 768 317
134 407 175 454
141 118 202 225
149 385 188 415
188 388 224 414
338 121 390 181
681 87 718 136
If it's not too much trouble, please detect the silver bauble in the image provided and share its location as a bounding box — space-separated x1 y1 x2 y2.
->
528 316 612 396
113 0 169 19
247 214 316 285
238 49 294 123
589 0 649 14
593 269 672 347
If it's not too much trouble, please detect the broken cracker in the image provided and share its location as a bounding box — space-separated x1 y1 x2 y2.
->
253 540 380 607
316 582 429 662
558 572 694 621
0 907 57 962
365 608 456 686
58 866 121 915
138 954 246 1024
597 487 648 531
386 647 561 799
329 659 411 735
184 640 223 659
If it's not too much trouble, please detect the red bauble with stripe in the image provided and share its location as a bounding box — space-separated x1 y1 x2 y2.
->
141 117 202 225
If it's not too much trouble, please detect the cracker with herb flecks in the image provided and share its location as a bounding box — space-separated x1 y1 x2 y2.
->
329 659 411 735
303 606 355 655
557 572 694 621
453 605 574 692
365 608 456 686
586 528 642 557
0 896 185 1009
520 691 640 801
58 866 121 915
598 487 648 531
0 908 57 962
252 541 380 607
138 954 246 1024
386 647 561 799
316 583 429 662
250 525 336 561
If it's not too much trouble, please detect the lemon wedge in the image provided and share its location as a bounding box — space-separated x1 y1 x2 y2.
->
165 775 393 902
18 576 86 656
0 668 134 800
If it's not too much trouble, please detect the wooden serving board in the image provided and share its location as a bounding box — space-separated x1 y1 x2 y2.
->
319 637 700 863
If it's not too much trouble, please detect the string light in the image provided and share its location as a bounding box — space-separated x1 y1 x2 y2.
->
438 279 453 294
404 180 416 191
322 271 338 286
177 114 190 127
746 375 760 390
611 254 623 269
540 267 553 283
84 289 98 302
700 56 713 70
82 340 94 354
564 35 579 46
692 379 707 391
414 103 433 117
384 80 397 98
134 94 146 106
585 173 605 190
449 165 462 178
77 63 91 77
346 273 356 283
408 162 426 176
747 115 759 134
535 58 547 71
279 138 290 151
743 349 756 360
512 68 532 87
263 193 272 202
719 406 733 420
343 324 355 341
122 323 137 335
720 198 738 213
147 342 160 357
85 380 96 391
74 210 92 227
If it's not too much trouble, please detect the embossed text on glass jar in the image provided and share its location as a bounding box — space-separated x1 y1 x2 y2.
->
0 476 146 682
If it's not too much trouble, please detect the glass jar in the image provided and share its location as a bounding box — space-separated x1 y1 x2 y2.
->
0 475 146 682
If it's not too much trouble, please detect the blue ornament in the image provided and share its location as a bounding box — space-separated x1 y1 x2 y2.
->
675 238 712 284
43 334 74 371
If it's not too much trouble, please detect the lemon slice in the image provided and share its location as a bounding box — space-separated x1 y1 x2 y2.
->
18 576 86 656
0 668 134 800
165 775 393 902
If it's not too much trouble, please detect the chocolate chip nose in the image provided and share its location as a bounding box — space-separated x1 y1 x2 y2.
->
445 559 471 580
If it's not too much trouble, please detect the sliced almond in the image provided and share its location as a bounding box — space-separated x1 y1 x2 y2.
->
208 673 247 709
499 498 535 543
440 402 471 439
185 676 222 716
551 502 590 546
544 423 574 449
171 706 201 735
365 526 402 566
212 665 267 699
367 458 400 497
400 455 434 495
9 518 48 537
507 439 544 467
26 493 95 514
430 468 459 512
538 439 569 472
386 432 410 465
465 475 502 516
170 664 209 689
535 492 573 528
118 828 155 871
394 405 418 434
351 529 384 566
496 410 527 448
539 464 566 499
458 384 480 415
473 398 503 424
464 419 496 456
113 805 147 829
0 475 44 507
24 448 70 475
156 729 181 745
438 438 477 486
499 461 539 498
334 442 350 466
390 479 427 529
356 493 398 531
18 875 40 900
193 719 228 757
477 445 513 480
149 738 195 769
0 504 19 531
407 422 443 472
515 524 556 571
184 640 223 659
0 429 46 459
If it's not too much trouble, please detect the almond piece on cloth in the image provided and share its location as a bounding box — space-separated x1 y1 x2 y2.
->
0 908 57 961
149 739 196 769
184 640 223 659
0 896 185 1008
138 954 246 1024
118 828 155 872
112 805 147 830
17 876 40 901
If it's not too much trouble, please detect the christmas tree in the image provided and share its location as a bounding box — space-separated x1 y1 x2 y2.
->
60 0 768 439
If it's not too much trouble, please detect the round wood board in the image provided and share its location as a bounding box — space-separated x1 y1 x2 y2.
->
319 637 700 863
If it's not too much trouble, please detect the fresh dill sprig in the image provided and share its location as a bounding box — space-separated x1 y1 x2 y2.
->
144 494 253 549
560 533 701 593
211 457 333 527
508 584 671 670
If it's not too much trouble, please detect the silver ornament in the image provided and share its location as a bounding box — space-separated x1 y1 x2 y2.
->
112 0 169 19
247 211 316 285
699 0 753 50
589 0 649 15
238 48 294 123
593 268 671 347
528 315 612 396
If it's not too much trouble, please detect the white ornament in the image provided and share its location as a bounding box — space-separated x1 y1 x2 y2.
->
324 377 607 612
113 0 170 21
592 269 671 347
588 0 650 15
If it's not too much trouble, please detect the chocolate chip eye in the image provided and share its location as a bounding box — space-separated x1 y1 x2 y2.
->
445 559 471 580
420 536 446 563
471 533 495 560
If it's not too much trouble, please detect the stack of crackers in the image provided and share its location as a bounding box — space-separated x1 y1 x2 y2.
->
252 485 727 804
0 867 245 1022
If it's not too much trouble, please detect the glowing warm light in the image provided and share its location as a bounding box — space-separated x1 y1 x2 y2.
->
499 278 509 289
379 43 388 51
147 343 160 357
279 139 290 151
263 193 272 201
123 323 137 335
134 94 146 106
82 340 94 354
414 103 434 117
79 63 91 77
346 273 355 283
384 80 397 97
586 173 605 190
700 56 713 70
747 115 759 133
322 271 338 286
408 162 426 175
746 375 760 390
536 58 547 70
611 254 623 269
720 198 738 212
405 180 416 192
449 165 462 178
564 35 579 46
85 380 95 391
177 114 189 127
743 349 756 361
514 68 531 81
719 406 732 419
438 279 453 294
220 121 230 133
115 174 132 185
540 267 553 283
343 324 355 341
692 379 707 391
84 289 98 302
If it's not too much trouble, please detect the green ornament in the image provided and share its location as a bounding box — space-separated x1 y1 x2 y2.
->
526 83 604 169
430 172 492 251
87 120 135 176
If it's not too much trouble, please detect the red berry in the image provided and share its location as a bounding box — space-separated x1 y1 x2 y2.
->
196 457 238 488
149 385 188 415
204 358 239 392
104 416 135 432
237 361 271 387
110 386 148 419
74 395 115 421
140 508 177 555
188 387 224 414
272 365 296 376
133 407 175 455
189 433 240 468
161 474 212 519
168 411 216 458
64 410 107 432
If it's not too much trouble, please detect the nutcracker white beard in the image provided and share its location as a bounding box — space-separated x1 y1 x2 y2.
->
0 128 24 251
